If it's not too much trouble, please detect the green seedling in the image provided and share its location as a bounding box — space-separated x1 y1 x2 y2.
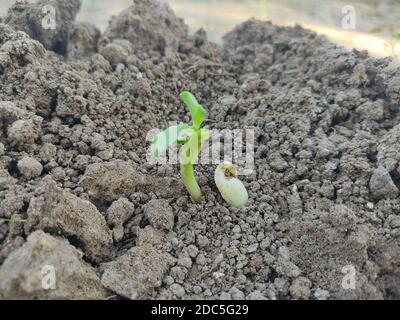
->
151 92 211 202
0 217 27 223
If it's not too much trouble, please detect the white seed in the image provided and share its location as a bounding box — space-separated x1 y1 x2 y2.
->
214 162 248 208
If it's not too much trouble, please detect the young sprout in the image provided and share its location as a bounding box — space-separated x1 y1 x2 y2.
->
215 162 249 208
151 92 211 202
0 217 27 223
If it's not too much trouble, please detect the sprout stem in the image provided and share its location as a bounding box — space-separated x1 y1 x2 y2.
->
0 217 26 223
180 163 202 203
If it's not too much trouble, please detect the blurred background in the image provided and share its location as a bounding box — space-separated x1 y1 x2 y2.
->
1 0 399 61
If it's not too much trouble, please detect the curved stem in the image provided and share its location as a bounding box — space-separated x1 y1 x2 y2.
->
180 163 202 203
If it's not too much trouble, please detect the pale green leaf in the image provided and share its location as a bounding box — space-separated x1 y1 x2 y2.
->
180 91 206 129
151 124 190 158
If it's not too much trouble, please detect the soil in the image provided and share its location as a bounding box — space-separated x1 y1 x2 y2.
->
0 0 400 300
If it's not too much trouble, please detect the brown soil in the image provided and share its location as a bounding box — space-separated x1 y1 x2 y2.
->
0 0 400 300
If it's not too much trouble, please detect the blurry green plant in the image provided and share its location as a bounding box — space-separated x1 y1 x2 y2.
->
0 217 26 223
150 92 211 203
